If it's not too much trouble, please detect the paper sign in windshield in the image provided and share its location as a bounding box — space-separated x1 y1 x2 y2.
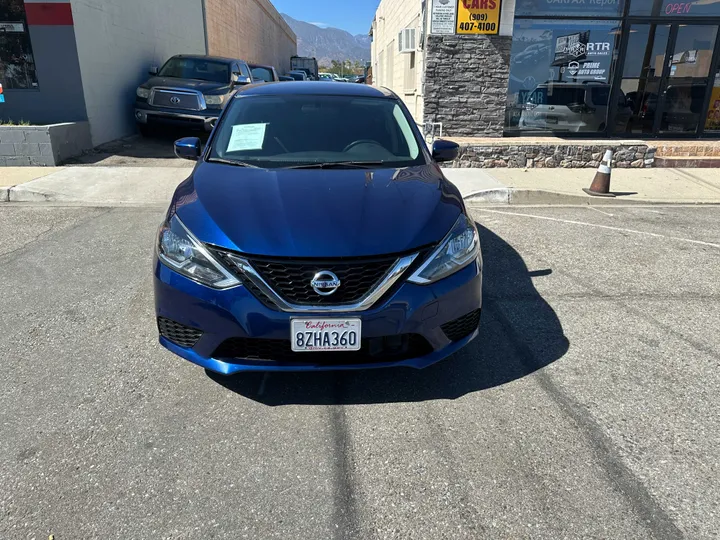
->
227 123 267 152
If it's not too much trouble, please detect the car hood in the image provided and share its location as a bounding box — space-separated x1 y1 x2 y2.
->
142 76 231 94
170 163 464 258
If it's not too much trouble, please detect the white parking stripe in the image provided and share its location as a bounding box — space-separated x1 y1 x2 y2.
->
587 207 614 217
477 209 720 249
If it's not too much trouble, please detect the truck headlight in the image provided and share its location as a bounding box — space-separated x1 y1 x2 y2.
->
136 87 150 99
157 215 239 289
204 94 226 106
407 214 480 285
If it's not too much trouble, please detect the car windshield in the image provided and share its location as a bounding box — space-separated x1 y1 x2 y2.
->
209 94 425 169
158 58 230 83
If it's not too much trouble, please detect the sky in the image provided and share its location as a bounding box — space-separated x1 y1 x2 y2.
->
271 0 380 36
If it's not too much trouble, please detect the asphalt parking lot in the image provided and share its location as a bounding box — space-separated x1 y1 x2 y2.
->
0 203 718 539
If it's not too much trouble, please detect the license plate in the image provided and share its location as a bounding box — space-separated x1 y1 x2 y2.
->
545 116 558 124
291 318 362 352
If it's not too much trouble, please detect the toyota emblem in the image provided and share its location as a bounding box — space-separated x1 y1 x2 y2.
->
311 271 341 296
170 96 181 104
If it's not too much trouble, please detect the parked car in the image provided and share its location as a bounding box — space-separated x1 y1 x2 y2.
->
279 76 294 81
249 64 279 83
156 82 481 374
287 70 308 81
319 73 336 82
135 55 252 135
355 76 366 84
519 82 632 132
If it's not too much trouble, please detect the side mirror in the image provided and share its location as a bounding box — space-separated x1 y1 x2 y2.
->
233 75 252 86
431 139 460 163
174 137 202 161
148 66 159 76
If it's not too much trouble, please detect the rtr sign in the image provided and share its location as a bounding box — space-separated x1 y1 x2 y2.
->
456 0 501 35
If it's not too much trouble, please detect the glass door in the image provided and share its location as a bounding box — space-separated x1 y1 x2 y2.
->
616 24 671 134
657 25 718 134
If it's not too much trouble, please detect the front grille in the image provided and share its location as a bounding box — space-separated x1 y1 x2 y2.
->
247 256 398 305
157 317 203 348
441 310 481 342
151 89 202 110
213 334 433 365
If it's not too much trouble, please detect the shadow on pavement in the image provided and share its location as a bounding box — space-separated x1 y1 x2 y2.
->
207 223 569 405
64 128 209 165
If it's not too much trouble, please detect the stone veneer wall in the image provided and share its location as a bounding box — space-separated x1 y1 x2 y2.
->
450 142 657 168
424 35 512 138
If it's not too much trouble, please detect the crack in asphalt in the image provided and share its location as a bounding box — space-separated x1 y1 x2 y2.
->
330 377 361 540
489 297 685 540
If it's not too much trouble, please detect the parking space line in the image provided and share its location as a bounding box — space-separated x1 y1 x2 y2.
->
478 209 720 249
587 207 614 217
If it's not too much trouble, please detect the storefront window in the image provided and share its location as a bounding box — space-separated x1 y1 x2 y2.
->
706 71 720 132
515 0 625 17
630 0 720 16
0 0 39 89
506 20 621 132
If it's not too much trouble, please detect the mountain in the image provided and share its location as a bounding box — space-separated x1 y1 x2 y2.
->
282 14 371 67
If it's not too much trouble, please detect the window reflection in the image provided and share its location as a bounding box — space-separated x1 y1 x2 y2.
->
0 0 38 89
506 20 620 133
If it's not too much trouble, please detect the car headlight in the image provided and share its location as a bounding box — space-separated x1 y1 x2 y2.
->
408 214 480 285
157 215 239 289
203 94 226 106
136 87 150 99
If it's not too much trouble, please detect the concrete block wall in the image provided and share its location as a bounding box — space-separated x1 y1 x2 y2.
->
0 122 92 166
205 0 297 75
424 35 512 137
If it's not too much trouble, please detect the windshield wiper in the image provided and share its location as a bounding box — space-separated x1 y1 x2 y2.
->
283 161 385 170
206 157 261 168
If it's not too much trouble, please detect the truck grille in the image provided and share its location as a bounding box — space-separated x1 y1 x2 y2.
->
151 88 202 111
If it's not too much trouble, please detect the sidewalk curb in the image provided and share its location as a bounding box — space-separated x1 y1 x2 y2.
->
8 185 59 203
0 187 9 203
464 188 720 206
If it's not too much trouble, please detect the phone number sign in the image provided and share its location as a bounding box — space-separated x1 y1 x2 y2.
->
456 0 501 35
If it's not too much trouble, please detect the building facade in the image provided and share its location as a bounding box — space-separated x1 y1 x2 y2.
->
0 0 296 146
371 0 720 138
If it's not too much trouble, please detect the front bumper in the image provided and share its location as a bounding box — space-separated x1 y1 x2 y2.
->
135 102 218 132
154 257 483 374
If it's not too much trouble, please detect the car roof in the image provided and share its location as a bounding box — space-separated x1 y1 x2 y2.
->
235 81 396 98
172 54 242 64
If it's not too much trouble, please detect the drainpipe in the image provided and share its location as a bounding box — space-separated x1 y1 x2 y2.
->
201 0 209 54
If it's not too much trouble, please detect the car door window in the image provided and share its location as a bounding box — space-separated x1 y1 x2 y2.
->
252 67 273 82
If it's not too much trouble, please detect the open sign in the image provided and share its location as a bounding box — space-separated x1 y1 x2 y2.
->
665 2 692 13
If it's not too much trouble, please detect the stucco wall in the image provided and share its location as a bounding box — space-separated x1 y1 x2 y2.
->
205 0 297 75
71 0 206 146
370 0 424 121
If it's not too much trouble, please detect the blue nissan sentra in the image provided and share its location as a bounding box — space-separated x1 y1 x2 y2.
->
154 82 482 374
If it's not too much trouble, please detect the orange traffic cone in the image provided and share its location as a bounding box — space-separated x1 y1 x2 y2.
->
583 150 615 197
